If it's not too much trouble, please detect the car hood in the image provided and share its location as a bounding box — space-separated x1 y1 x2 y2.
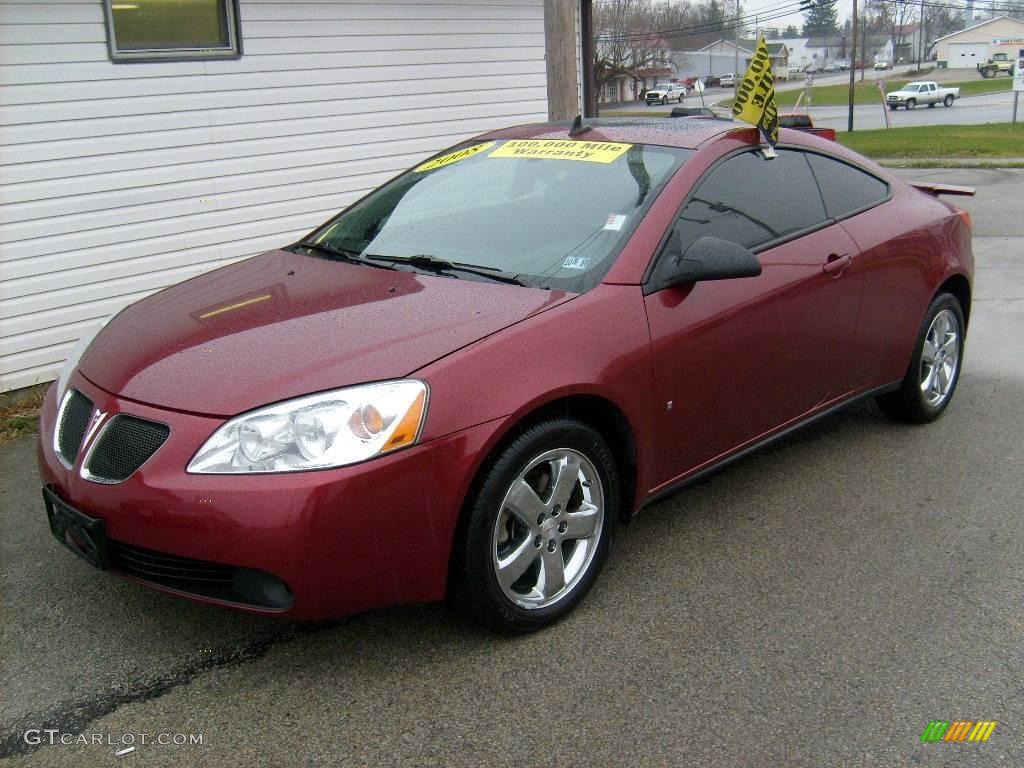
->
78 250 573 416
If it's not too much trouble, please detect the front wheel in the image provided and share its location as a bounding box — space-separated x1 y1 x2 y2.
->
678 94 684 103
906 98 916 110
876 293 965 423
943 94 954 107
889 104 898 110
661 96 668 105
452 418 618 631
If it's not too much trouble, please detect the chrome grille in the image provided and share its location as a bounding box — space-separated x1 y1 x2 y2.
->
55 389 93 466
84 414 170 483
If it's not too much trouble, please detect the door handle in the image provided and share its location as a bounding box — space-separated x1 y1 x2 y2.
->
823 253 852 275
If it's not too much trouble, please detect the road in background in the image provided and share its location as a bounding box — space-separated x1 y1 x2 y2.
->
2 170 1022 767
812 91 1017 130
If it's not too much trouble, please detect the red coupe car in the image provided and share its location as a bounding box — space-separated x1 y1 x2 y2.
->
38 119 974 631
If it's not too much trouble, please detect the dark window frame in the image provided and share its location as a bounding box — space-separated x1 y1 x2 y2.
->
803 150 892 222
102 0 243 63
642 144 891 293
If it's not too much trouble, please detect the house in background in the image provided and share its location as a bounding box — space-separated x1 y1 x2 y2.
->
862 35 895 66
598 34 674 103
892 22 925 63
0 0 587 393
804 37 844 68
933 16 1024 69
673 39 753 80
779 37 811 69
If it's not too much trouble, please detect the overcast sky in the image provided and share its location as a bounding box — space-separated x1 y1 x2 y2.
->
742 0 858 34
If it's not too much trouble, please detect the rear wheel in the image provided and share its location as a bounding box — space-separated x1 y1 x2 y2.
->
876 293 965 423
452 418 618 631
943 94 954 107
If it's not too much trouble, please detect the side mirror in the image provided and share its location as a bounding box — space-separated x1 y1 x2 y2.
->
651 234 762 292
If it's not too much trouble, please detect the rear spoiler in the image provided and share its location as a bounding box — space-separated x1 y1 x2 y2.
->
909 181 976 197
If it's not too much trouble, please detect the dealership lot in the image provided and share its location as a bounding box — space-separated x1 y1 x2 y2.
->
2 168 1022 766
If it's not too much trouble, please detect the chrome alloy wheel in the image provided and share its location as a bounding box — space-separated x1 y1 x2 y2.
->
492 448 605 610
919 308 960 407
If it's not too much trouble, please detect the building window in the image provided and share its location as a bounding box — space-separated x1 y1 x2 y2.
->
103 0 241 62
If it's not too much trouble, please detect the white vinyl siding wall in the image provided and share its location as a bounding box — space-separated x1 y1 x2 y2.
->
0 0 550 392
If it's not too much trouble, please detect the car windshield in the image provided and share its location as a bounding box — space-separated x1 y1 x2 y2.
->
905 83 925 90
301 139 690 292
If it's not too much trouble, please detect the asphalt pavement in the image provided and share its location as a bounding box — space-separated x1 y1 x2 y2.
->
2 169 1023 767
812 90 1019 131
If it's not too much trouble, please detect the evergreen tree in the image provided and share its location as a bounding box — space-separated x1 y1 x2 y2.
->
802 0 840 36
783 24 800 37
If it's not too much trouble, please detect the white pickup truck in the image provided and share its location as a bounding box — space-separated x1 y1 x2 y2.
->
886 81 959 110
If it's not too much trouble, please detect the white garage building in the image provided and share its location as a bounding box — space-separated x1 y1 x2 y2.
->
934 16 1024 69
0 0 587 393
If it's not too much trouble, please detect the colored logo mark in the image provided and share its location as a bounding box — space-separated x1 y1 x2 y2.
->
921 721 997 742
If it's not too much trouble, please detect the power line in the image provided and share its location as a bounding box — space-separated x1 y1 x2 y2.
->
597 1 811 43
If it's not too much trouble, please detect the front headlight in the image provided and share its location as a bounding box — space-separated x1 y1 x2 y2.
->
187 380 428 474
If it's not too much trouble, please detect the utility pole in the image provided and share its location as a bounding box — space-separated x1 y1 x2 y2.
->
734 0 741 100
921 0 929 70
849 0 858 132
543 0 580 120
860 3 867 81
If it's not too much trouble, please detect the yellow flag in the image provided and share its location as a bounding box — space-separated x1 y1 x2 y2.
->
732 37 779 146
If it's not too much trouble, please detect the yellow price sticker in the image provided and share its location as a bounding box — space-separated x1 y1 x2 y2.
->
489 139 632 163
414 142 495 172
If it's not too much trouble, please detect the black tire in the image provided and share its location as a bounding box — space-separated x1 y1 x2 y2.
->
889 104 898 111
876 293 965 423
943 94 954 107
451 417 618 632
678 94 684 103
661 96 668 105
927 102 935 108
906 98 916 110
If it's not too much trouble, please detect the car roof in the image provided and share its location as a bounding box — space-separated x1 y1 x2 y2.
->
478 117 749 150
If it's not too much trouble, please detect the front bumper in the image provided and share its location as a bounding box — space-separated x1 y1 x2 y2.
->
37 372 503 618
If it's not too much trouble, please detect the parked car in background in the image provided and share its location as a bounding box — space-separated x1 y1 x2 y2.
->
719 72 736 87
39 118 975 631
645 82 687 104
670 106 719 119
886 81 959 110
874 60 892 70
703 75 721 88
777 113 837 141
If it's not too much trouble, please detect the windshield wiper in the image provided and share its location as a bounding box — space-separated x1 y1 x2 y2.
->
364 253 533 288
293 241 397 270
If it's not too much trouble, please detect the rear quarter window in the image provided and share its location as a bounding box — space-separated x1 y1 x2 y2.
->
805 153 889 220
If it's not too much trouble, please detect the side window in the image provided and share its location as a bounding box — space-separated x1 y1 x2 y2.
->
805 153 889 220
669 149 827 255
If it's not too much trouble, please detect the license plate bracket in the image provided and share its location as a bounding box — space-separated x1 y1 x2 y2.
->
43 487 109 569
